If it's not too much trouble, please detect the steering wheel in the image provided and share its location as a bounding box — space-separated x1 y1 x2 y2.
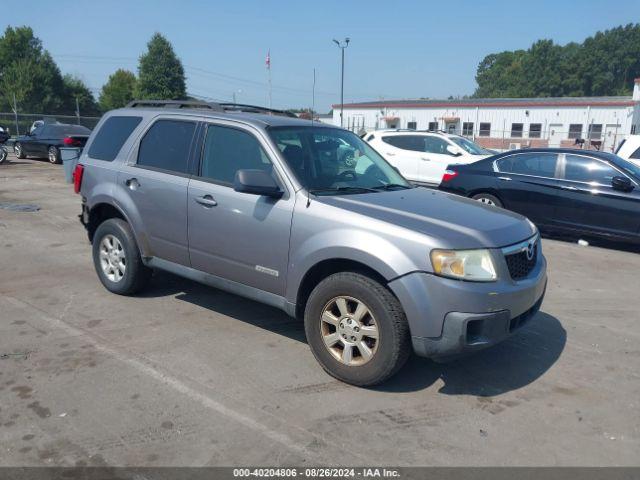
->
337 170 357 181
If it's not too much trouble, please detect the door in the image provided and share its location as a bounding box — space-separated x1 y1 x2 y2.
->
116 118 197 266
378 135 420 181
603 124 620 152
554 153 640 237
493 152 561 226
22 123 45 155
188 123 294 295
548 124 563 147
419 135 459 184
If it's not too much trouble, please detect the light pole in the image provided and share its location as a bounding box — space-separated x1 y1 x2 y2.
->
333 37 350 128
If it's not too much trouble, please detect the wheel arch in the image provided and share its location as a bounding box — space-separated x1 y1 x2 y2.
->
294 258 392 320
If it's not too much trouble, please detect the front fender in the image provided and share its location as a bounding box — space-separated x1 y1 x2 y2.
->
285 228 418 304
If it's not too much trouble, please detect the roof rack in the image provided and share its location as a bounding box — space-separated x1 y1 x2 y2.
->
218 103 297 118
126 100 224 111
125 100 297 118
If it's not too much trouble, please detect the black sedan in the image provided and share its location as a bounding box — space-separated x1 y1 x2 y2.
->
439 148 640 244
14 122 91 164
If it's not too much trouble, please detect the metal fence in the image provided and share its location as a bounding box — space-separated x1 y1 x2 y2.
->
0 112 102 138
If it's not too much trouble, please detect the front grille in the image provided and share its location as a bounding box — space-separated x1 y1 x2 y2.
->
505 242 537 280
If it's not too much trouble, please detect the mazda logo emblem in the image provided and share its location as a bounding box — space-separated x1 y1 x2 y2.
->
526 241 535 261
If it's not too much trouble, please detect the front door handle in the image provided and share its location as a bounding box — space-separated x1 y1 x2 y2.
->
125 178 140 190
195 195 218 207
386 152 396 156
421 157 431 161
560 185 578 191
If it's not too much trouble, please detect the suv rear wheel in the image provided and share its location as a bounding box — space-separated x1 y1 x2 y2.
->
472 193 503 208
304 272 410 386
92 218 151 295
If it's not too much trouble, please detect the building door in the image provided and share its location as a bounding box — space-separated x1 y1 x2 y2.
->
548 124 563 147
603 124 620 152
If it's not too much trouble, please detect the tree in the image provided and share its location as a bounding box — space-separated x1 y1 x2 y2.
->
99 69 137 111
63 74 100 116
0 26 94 114
135 33 186 100
473 23 640 98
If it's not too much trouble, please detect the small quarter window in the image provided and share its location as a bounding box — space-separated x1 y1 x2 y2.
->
88 116 142 161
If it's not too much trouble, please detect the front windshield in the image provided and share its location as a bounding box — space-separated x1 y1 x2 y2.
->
450 136 490 155
269 126 411 194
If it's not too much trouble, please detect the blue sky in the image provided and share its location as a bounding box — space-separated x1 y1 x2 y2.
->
4 0 640 111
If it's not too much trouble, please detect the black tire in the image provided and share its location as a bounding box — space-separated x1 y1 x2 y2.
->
14 142 26 159
0 147 7 164
472 192 503 208
304 272 411 387
48 145 61 164
92 218 152 295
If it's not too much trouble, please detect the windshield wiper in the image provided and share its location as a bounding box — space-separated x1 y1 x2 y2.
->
309 186 378 195
372 183 413 190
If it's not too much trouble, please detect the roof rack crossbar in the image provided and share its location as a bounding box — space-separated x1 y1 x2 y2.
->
125 100 224 111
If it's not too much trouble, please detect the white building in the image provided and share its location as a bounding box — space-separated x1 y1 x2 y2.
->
333 78 640 152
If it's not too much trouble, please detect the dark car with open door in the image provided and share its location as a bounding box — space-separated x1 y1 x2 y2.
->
14 122 91 164
439 148 640 244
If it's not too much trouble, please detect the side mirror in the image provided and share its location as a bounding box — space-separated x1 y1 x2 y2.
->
611 176 634 192
234 169 283 198
446 145 462 157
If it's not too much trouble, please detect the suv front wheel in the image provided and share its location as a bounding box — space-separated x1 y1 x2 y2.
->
92 218 152 295
304 272 410 386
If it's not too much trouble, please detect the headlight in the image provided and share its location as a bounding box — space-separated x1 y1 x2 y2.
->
430 249 497 282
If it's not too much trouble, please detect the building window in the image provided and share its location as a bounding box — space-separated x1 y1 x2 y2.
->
428 122 439 132
588 124 602 140
568 124 582 139
529 123 542 138
511 123 524 138
462 122 474 136
479 123 491 137
407 121 417 130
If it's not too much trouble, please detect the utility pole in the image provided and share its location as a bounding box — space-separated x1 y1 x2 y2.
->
75 97 81 125
12 92 19 136
333 38 350 128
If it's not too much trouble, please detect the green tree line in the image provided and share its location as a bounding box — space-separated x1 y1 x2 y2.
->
0 27 186 116
474 23 640 98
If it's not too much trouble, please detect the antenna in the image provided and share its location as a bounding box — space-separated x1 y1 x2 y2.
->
311 68 316 125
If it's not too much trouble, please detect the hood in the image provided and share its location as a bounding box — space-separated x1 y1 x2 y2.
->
315 188 536 249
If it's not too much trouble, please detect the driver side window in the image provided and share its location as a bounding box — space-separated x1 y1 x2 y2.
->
423 136 451 155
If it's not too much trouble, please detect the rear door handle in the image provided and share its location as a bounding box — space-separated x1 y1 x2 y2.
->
421 157 431 161
497 176 512 181
386 152 396 156
560 185 578 191
195 195 218 207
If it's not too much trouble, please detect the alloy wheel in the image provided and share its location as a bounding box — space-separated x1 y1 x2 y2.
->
99 234 126 282
320 296 379 366
48 147 58 164
476 196 496 206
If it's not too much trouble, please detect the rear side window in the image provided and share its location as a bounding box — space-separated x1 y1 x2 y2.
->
497 153 558 177
137 120 196 174
382 135 424 152
88 116 142 161
200 125 272 184
631 147 640 160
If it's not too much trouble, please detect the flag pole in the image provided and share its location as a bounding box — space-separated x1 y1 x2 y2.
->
266 49 272 109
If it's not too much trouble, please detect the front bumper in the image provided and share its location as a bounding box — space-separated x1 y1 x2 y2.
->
388 245 547 359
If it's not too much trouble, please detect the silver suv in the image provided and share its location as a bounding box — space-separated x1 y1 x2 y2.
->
74 100 547 386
